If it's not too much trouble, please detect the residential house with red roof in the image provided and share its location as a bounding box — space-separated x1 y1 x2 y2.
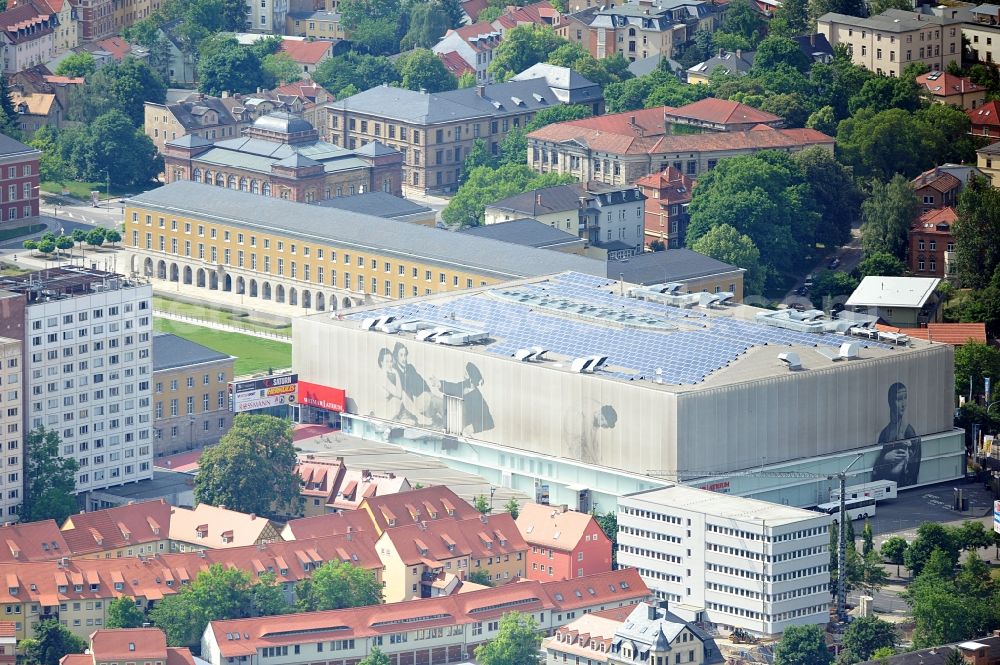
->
375 512 527 602
0 0 57 74
0 535 381 642
911 166 962 212
635 166 694 248
325 468 410 512
0 622 13 665
916 70 986 109
10 89 62 137
60 628 197 665
168 504 283 552
281 508 376 541
359 485 480 534
527 109 833 185
968 100 1000 138
200 568 651 665
909 207 957 278
94 36 132 60
0 520 68 562
279 39 336 75
492 0 559 33
432 22 502 84
39 0 76 53
62 500 174 559
516 503 611 580
663 98 782 131
293 457 346 517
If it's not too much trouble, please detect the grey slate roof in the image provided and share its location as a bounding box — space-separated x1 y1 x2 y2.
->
818 8 965 30
511 63 596 91
354 141 398 157
315 191 432 218
327 74 601 125
607 248 743 285
168 134 212 148
0 132 40 158
127 182 606 280
459 219 586 249
488 183 585 215
152 333 231 372
628 53 682 77
793 33 834 60
687 50 755 76
979 140 1000 155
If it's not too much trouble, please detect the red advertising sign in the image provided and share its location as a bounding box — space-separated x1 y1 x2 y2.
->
297 381 346 412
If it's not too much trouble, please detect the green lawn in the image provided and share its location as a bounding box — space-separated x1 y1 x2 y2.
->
153 296 292 336
153 318 292 376
41 180 158 201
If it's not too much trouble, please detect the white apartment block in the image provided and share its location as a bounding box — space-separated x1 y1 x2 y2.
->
19 269 154 494
617 485 832 637
0 337 21 522
250 0 289 33
817 8 963 76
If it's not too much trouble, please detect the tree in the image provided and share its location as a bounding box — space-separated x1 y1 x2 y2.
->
806 105 837 135
398 49 456 93
809 270 859 309
861 549 890 595
769 0 808 37
836 108 939 181
868 0 910 12
22 239 38 254
359 647 391 665
916 104 975 166
22 427 79 523
457 71 477 88
848 77 921 116
198 39 268 95
691 224 766 295
311 52 400 98
295 560 382 610
55 52 96 78
904 522 959 576
687 152 822 285
842 616 897 662
880 536 907 577
400 2 452 50
473 494 491 514
106 596 146 629
442 163 575 227
55 235 74 256
67 110 162 187
466 569 495 586
194 414 301 515
753 35 812 73
595 510 618 568
860 175 919 259
862 520 874 556
37 238 56 257
526 104 592 131
504 497 519 519
262 52 301 85
721 0 765 46
340 0 401 55
774 624 833 665
488 24 566 81
85 227 106 249
474 612 542 665
70 57 166 126
104 229 122 247
858 251 906 278
954 519 994 552
21 620 87 665
953 176 1000 289
954 341 1000 399
792 147 859 249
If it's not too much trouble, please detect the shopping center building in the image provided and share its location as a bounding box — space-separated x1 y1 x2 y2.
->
291 272 964 512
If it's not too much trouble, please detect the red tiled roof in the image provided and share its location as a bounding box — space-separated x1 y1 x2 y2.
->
270 81 333 105
96 36 130 60
91 628 165 660
42 74 84 85
529 122 833 156
550 106 673 138
59 655 90 665
0 621 14 638
515 503 608 552
61 500 172 556
165 648 196 665
208 568 649 655
916 71 984 97
913 206 958 228
968 101 1000 129
493 0 558 29
911 169 961 194
154 448 203 473
361 486 480 532
667 98 781 126
279 39 334 64
447 20 501 49
0 520 67 562
461 0 489 21
282 509 376 540
438 50 474 77
380 513 527 564
876 323 986 345
635 166 694 205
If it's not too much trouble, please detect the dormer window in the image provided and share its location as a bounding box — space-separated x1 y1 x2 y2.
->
8 587 17 595
74 585 82 592
128 643 135 652
114 582 124 591
57 585 67 593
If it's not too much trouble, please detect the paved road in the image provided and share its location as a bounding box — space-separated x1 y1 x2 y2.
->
0 215 102 250
783 221 864 304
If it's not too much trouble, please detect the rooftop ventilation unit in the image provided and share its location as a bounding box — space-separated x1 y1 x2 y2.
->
756 309 850 334
628 283 699 308
359 315 398 333
777 352 802 371
877 331 909 345
514 346 548 362
570 355 608 373
697 291 735 308
816 341 860 362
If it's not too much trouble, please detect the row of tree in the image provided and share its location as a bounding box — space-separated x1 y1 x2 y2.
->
22 227 120 258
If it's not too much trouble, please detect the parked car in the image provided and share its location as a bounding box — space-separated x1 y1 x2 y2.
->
828 257 841 269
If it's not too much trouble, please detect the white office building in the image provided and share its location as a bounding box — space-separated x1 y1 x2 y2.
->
10 268 155 494
0 337 22 521
618 485 831 637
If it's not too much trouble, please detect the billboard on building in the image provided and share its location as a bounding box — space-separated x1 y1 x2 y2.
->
297 381 346 412
994 500 1000 535
229 373 298 413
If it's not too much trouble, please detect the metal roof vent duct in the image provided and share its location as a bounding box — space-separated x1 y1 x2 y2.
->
777 352 802 370
570 355 608 373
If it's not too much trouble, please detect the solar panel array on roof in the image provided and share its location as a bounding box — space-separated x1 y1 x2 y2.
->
345 273 891 385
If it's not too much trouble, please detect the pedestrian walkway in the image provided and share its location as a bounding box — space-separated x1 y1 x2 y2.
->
154 310 291 342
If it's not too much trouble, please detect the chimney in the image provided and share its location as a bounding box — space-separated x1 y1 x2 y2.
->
736 49 742 59
475 84 486 97
536 193 542 207
629 115 636 125
558 504 568 513
810 33 815 46
647 603 657 620
221 90 229 98
336 456 344 463
718 48 724 58
250 513 256 520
